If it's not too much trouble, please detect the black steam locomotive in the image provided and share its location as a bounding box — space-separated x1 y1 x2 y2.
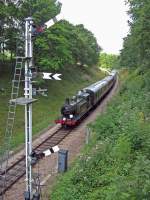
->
55 70 117 126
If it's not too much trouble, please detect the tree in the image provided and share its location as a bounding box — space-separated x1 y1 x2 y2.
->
75 24 101 67
0 0 101 72
120 0 150 69
19 0 61 25
99 53 118 69
35 21 75 70
0 0 61 71
34 21 101 70
0 1 19 63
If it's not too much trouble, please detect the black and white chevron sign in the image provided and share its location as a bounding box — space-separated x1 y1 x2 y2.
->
43 145 60 156
43 72 62 80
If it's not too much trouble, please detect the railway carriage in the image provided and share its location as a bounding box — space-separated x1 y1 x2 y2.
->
55 70 117 127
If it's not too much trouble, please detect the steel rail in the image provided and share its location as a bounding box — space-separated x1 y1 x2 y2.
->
0 127 72 196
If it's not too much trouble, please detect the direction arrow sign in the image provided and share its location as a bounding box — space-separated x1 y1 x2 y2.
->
53 73 62 80
43 72 62 80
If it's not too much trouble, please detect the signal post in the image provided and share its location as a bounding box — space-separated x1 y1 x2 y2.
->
24 17 35 200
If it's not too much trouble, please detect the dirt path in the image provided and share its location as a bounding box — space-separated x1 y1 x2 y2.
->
5 78 119 200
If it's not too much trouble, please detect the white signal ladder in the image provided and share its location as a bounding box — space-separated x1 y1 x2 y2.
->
0 56 24 198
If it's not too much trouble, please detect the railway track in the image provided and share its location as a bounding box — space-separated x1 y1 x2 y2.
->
0 127 72 196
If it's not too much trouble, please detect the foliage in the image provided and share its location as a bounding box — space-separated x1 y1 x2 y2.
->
75 24 101 67
99 53 119 69
35 21 101 70
0 0 60 65
0 0 101 71
19 0 61 25
0 1 20 63
50 69 150 200
120 0 150 69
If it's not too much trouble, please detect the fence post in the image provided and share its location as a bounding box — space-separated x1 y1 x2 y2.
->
86 127 91 144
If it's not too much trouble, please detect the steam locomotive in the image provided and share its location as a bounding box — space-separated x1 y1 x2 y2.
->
55 70 117 127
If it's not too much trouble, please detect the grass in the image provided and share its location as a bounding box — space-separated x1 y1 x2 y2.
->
50 68 150 200
0 65 104 150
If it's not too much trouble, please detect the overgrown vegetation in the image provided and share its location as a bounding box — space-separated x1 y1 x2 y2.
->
50 69 150 200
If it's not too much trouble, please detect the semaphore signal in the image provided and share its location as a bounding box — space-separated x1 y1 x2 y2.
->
23 13 63 200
